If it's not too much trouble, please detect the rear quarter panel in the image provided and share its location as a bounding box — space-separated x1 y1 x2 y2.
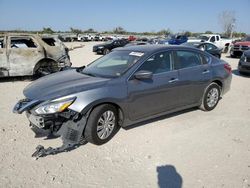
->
210 59 232 95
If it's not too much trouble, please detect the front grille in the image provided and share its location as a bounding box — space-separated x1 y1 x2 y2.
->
247 57 250 63
233 45 240 50
242 65 250 70
233 45 249 51
242 46 249 50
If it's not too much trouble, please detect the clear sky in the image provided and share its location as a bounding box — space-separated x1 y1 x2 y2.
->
0 0 249 34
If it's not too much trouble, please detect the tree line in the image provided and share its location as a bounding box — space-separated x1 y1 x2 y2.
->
0 11 247 38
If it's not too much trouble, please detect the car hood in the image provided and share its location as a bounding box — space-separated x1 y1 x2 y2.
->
24 69 110 101
234 41 250 46
243 50 250 57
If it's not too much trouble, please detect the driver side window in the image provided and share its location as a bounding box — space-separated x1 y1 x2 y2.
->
138 51 172 74
210 36 215 43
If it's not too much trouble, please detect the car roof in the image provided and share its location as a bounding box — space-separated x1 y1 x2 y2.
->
114 44 198 53
2 32 38 37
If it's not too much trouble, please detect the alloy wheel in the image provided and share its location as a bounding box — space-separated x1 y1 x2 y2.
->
97 110 115 140
206 88 219 108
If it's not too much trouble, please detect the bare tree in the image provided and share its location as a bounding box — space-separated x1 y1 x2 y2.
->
219 11 236 38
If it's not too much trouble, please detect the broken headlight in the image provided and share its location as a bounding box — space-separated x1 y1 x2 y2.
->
34 97 76 115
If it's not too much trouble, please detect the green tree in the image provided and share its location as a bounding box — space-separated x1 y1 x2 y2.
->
84 28 96 33
42 27 54 34
205 31 213 34
70 27 82 34
157 29 172 36
183 31 192 37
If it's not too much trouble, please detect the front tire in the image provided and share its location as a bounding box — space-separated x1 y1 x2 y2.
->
199 83 221 111
84 104 120 145
103 49 110 55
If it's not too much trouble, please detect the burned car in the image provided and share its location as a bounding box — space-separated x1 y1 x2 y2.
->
0 33 71 77
13 45 231 158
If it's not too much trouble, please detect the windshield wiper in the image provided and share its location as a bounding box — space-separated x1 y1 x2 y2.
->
76 65 85 72
82 72 96 77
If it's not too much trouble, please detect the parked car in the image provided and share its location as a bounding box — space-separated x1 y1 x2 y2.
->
238 50 250 74
183 42 222 58
13 45 232 157
230 36 250 57
93 39 129 55
168 35 188 45
128 35 136 41
0 33 71 77
94 34 104 41
188 34 232 52
125 41 149 47
58 33 78 42
78 34 94 42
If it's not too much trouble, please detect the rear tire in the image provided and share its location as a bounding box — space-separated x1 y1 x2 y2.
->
84 104 120 145
199 83 221 111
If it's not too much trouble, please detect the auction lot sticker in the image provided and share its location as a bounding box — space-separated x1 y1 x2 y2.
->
129 52 144 57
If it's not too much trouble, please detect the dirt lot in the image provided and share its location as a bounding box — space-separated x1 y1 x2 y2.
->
0 42 250 188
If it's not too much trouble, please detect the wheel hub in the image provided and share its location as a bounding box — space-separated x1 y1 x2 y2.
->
97 111 115 140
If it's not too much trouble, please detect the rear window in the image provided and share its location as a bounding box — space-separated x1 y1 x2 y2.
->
42 38 57 46
174 51 202 69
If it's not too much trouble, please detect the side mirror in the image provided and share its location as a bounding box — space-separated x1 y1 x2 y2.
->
134 70 153 80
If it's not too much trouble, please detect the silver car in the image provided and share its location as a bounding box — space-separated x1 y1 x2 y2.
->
13 45 232 157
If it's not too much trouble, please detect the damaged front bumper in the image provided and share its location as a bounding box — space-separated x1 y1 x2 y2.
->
13 99 88 158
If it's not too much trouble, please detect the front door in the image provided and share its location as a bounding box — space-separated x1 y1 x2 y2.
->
127 51 180 121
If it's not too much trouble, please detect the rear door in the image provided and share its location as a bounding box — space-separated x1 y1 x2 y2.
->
173 50 212 106
0 35 9 76
41 37 67 60
7 36 44 76
127 51 180 120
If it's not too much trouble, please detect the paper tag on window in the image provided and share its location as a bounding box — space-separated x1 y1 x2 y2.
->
129 52 144 57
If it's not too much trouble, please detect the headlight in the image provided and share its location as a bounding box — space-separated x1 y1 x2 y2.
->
34 97 76 115
98 46 104 49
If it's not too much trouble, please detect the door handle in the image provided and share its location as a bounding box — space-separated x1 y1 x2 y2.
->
168 78 179 83
202 70 210 74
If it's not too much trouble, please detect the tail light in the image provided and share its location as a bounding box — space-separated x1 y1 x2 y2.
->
224 63 232 73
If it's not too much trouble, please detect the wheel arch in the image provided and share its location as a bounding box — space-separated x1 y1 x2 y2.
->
81 101 125 127
211 79 223 91
33 58 58 74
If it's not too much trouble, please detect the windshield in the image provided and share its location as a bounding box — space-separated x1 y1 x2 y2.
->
242 36 250 41
81 50 143 78
198 35 209 41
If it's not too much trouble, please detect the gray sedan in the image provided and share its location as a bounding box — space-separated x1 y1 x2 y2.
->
13 45 232 157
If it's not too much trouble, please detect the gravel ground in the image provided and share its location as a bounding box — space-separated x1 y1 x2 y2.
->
0 42 249 188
